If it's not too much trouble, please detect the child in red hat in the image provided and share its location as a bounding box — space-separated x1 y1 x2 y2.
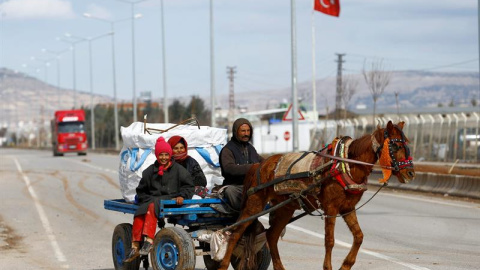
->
124 137 194 263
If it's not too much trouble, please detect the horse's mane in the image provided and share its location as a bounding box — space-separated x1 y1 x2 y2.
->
348 128 381 158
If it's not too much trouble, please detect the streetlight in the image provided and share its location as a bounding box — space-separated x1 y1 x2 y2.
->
65 32 113 150
83 12 142 150
21 63 42 147
160 0 168 123
42 48 70 109
115 0 148 123
30 56 53 147
58 35 85 109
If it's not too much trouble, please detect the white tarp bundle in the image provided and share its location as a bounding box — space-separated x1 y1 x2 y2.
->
119 122 227 202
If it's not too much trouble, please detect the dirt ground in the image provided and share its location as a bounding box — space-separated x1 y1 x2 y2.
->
414 163 479 177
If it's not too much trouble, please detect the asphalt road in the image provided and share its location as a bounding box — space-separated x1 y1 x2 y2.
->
1 148 479 270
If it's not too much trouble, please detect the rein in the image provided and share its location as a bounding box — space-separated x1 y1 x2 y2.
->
293 182 388 221
316 152 395 170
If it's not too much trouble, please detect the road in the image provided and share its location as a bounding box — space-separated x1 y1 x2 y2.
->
1 148 479 270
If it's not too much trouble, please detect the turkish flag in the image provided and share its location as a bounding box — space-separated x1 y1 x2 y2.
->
314 0 340 17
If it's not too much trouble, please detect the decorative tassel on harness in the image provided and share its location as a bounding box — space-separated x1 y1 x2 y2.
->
378 138 392 183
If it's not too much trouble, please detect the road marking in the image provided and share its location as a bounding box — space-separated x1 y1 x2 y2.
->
372 191 480 209
259 216 431 270
65 158 118 174
13 158 70 269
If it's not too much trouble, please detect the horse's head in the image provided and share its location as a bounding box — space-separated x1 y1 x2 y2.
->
375 121 415 183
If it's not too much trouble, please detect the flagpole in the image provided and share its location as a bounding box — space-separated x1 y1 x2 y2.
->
291 0 299 152
478 0 480 107
311 8 318 132
210 0 216 127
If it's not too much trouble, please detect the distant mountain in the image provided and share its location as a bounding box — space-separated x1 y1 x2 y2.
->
1 67 478 127
0 68 113 125
212 70 479 114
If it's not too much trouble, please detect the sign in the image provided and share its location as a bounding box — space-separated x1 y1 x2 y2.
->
284 131 291 141
282 104 305 121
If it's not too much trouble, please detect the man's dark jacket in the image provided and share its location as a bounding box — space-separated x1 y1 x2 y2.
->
220 118 264 186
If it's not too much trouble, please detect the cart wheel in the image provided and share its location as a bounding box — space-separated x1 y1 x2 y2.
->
199 242 220 270
112 223 141 270
150 227 196 270
231 244 271 270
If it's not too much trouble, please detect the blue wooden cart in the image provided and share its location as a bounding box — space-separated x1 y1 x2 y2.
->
105 198 271 270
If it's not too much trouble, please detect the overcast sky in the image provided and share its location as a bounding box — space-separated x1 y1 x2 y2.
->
0 0 478 104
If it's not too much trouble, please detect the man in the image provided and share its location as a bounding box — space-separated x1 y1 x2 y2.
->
219 118 264 211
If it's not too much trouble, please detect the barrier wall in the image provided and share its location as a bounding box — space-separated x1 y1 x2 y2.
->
368 171 480 199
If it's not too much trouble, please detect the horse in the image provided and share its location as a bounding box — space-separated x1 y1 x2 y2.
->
218 120 415 270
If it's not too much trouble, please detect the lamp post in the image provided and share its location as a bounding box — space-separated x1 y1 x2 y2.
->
22 63 42 147
42 48 69 109
31 56 53 147
116 0 148 123
160 0 168 123
209 0 215 127
83 13 142 150
66 32 113 150
58 36 85 109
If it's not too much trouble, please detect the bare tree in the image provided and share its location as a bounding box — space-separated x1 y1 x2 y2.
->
341 75 358 121
362 59 391 126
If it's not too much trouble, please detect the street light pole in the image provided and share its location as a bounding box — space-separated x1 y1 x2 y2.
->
68 32 112 150
83 13 142 150
116 0 147 123
43 48 69 109
58 36 85 109
210 0 215 127
160 0 168 123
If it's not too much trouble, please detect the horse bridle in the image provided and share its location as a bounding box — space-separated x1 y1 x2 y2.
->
375 127 414 172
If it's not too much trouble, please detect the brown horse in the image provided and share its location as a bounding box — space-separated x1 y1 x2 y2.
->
219 121 415 270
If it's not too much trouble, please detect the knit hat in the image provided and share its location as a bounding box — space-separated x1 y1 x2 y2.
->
155 137 172 158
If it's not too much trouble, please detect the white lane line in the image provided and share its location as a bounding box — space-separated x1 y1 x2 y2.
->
13 158 70 269
65 158 118 174
372 190 480 209
259 216 430 270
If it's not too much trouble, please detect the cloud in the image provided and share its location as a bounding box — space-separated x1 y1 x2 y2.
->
0 0 75 20
85 3 112 20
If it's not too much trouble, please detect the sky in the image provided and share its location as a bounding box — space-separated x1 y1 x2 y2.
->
0 0 478 105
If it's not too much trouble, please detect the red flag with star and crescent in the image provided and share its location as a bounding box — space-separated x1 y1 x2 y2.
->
314 0 340 17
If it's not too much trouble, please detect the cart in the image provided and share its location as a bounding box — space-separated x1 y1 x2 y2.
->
105 198 271 270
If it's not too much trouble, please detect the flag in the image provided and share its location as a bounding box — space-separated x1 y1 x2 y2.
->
314 0 340 17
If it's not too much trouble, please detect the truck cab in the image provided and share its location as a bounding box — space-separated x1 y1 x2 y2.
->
51 110 88 156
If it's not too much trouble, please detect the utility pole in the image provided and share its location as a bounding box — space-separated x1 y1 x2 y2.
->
227 66 236 134
335 53 345 136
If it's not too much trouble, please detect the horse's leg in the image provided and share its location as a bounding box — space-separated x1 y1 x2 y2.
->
339 212 363 270
323 213 337 270
266 204 296 270
218 193 266 270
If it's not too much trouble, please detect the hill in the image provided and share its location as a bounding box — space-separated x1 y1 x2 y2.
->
214 70 479 113
0 68 478 128
0 68 113 125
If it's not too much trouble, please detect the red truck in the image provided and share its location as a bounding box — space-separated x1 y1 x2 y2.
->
51 110 88 156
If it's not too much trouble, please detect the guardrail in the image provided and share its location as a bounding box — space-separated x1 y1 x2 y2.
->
369 171 480 200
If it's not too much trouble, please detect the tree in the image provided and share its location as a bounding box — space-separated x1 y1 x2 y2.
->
340 75 357 120
448 98 455 107
471 98 478 107
169 99 186 124
362 59 391 126
185 95 210 125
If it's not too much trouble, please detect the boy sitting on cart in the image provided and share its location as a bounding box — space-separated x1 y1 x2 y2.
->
124 137 195 262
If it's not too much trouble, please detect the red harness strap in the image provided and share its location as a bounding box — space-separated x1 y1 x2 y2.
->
328 137 367 194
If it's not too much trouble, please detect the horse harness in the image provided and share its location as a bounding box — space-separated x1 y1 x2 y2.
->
247 136 366 198
372 127 414 172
